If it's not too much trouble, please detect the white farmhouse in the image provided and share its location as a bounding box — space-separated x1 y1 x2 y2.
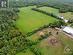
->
63 26 73 36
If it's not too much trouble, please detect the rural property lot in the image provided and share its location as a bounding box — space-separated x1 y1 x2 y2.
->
16 6 73 55
16 28 73 55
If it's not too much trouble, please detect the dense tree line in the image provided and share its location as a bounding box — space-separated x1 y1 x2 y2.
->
8 0 73 13
0 9 34 55
9 0 49 7
46 2 73 13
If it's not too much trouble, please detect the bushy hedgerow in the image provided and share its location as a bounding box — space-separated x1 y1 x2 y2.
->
32 8 62 20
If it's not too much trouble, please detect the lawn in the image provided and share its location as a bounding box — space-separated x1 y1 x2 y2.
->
16 6 58 34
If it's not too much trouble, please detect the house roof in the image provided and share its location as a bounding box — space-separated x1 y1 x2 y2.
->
63 26 73 35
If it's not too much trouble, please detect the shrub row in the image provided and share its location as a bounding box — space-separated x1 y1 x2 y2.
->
26 20 65 36
32 8 62 20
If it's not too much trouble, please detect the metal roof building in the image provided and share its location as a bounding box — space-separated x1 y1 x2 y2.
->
63 26 73 36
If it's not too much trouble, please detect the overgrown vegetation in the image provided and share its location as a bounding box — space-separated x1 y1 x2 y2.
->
0 8 35 55
9 0 73 13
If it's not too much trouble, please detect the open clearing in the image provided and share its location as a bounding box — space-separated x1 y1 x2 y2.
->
16 6 58 34
38 6 59 15
27 28 73 55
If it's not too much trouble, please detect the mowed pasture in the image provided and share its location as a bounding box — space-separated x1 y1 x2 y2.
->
38 6 59 15
16 6 58 34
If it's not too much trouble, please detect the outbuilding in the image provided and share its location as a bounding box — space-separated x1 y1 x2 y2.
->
63 26 73 36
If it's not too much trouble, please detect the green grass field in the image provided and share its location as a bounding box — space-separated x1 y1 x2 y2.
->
16 6 58 34
38 6 59 15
